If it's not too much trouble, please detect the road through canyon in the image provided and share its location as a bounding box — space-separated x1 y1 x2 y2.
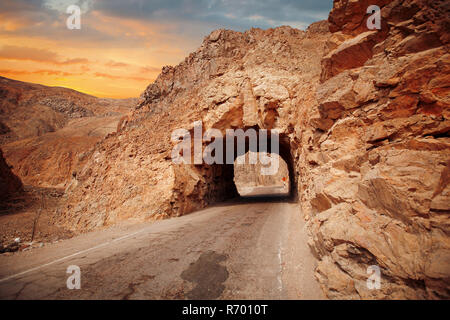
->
0 199 324 299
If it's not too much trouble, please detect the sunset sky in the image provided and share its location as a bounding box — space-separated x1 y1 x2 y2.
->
0 0 333 98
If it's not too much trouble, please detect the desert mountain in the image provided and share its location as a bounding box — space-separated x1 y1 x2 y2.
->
0 76 133 144
0 77 136 187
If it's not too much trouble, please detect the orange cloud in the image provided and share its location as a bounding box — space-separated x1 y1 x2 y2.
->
0 12 35 32
0 45 58 63
140 66 161 73
61 58 90 65
0 45 90 65
94 72 150 82
0 69 78 76
105 60 130 68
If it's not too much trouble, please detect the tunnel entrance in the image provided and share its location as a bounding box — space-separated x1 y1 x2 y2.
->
199 127 297 204
171 124 298 215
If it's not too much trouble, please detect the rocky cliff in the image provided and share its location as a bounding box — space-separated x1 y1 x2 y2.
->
304 0 449 299
62 23 330 227
60 0 449 299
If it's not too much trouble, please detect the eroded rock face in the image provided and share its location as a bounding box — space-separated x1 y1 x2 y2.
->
234 151 289 196
61 0 449 299
302 0 450 299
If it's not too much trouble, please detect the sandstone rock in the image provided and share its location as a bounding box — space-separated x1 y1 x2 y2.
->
0 77 135 187
301 0 450 300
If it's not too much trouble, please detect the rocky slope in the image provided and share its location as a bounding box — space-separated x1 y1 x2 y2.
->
59 0 448 299
303 0 449 299
0 77 136 187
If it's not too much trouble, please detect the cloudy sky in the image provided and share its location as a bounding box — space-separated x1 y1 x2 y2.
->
0 0 333 98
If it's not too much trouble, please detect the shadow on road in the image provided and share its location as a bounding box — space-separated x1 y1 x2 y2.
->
215 194 297 208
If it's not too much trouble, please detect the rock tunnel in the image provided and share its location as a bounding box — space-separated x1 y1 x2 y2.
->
170 125 298 215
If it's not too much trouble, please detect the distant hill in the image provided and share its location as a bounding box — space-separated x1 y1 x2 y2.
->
0 76 135 144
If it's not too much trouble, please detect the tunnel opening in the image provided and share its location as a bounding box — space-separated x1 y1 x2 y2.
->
201 127 297 205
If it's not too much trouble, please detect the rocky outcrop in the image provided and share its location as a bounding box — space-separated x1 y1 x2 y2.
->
61 24 331 230
0 148 22 202
328 0 391 34
59 0 449 299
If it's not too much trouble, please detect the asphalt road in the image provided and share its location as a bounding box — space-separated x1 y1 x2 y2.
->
0 199 324 300
238 185 290 197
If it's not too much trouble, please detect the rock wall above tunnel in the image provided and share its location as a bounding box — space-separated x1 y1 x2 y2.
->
61 0 449 299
